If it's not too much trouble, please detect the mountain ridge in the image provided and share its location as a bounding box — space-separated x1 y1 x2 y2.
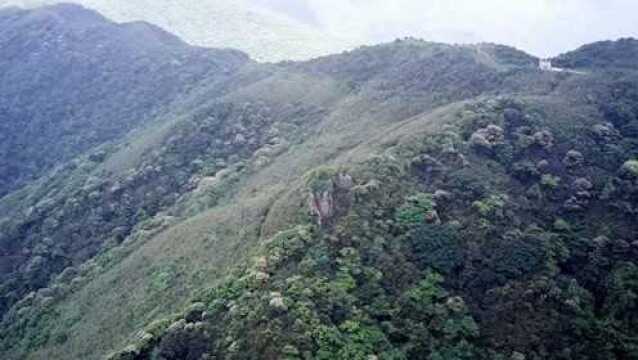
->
1 4 638 360
0 3 250 198
0 0 359 62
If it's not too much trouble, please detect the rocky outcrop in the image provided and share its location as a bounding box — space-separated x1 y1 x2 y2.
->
309 190 335 225
307 171 354 226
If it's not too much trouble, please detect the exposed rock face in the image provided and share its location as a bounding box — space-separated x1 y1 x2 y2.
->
308 172 353 226
424 210 441 225
309 190 335 225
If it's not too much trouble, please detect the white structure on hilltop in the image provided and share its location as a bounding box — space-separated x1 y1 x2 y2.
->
539 58 572 73
539 59 553 71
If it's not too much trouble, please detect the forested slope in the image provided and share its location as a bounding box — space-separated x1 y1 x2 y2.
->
1 5 638 360
0 4 249 198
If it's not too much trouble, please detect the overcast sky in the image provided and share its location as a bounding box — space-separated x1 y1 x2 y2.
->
249 0 638 57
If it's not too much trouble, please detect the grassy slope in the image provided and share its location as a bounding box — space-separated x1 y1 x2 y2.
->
3 39 613 359
32 105 560 360
26 72 345 359
27 104 465 359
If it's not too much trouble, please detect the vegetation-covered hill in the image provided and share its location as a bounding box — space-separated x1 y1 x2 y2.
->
554 38 638 71
0 0 359 62
1 5 638 360
0 4 249 198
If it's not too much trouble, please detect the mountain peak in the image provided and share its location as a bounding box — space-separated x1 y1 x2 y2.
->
0 3 249 198
14 2 107 24
553 37 638 70
0 0 358 62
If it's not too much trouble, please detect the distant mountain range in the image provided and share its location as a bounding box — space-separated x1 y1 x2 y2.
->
0 3 249 198
0 0 359 61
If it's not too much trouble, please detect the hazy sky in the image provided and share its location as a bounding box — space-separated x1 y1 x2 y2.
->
249 0 638 57
3 0 637 59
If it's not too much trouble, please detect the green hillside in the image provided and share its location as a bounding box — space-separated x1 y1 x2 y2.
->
0 4 249 198
1 5 638 360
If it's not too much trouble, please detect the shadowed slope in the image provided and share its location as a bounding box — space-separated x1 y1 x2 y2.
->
0 4 249 198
